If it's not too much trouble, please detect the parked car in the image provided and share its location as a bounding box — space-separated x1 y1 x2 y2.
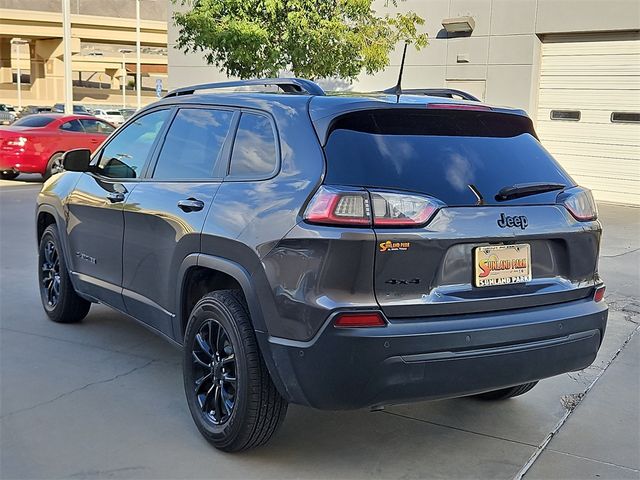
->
17 105 52 118
120 108 137 120
0 104 16 125
35 78 608 452
93 108 125 126
51 103 91 115
1 114 115 180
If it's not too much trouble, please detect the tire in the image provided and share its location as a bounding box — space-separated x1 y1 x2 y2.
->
38 224 91 323
44 152 65 180
183 290 287 452
474 382 538 400
1 171 19 180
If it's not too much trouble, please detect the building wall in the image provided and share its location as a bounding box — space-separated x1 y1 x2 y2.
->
0 0 166 21
167 0 639 115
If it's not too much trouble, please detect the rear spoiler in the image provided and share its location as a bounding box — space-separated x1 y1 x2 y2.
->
310 103 532 146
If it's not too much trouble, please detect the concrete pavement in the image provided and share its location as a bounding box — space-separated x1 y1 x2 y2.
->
1 181 638 479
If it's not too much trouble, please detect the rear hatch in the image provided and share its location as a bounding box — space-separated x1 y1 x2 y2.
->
321 107 601 318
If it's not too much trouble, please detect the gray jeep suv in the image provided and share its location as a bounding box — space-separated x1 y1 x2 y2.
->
36 78 608 452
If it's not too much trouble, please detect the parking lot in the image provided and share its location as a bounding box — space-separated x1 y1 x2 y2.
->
1 178 638 479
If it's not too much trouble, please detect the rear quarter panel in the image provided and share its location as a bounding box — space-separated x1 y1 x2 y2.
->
199 99 325 339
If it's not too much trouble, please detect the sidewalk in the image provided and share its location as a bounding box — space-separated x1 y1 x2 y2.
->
527 330 639 479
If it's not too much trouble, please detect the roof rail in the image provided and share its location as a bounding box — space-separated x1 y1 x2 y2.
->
381 87 480 102
165 78 326 98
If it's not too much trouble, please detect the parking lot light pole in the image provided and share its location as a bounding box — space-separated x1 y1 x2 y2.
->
118 48 133 109
10 38 28 110
136 0 141 110
62 0 73 115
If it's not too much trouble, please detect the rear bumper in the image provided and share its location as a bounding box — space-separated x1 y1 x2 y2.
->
261 297 608 409
0 151 45 174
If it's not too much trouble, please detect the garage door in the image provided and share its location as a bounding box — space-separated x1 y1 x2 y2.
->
537 32 640 205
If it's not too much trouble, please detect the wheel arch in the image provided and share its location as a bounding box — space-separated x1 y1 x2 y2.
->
36 208 57 243
175 254 291 401
175 254 267 344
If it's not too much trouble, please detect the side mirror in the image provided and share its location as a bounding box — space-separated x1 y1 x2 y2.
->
62 149 91 172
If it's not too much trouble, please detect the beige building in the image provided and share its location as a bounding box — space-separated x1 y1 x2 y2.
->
0 0 168 108
168 0 640 206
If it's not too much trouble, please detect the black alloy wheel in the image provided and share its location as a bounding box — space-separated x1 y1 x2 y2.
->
183 290 288 452
192 319 238 425
38 224 91 323
41 239 61 308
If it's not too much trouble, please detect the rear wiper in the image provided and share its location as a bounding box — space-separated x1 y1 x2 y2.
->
495 182 565 201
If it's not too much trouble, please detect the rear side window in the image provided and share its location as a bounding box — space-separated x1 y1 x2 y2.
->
228 113 277 178
153 108 233 180
12 116 55 127
96 109 169 179
59 120 84 132
323 109 574 206
80 118 114 134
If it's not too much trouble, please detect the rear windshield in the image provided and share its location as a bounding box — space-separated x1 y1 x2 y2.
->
12 116 56 127
323 109 574 205
106 111 121 115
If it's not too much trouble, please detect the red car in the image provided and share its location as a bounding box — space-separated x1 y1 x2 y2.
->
0 114 115 180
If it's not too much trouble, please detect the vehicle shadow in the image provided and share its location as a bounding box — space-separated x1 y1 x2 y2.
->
74 308 535 479
15 173 44 183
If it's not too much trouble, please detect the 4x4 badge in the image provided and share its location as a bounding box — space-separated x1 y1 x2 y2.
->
497 213 528 230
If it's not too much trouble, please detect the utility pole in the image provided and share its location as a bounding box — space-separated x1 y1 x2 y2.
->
62 0 73 115
136 0 142 110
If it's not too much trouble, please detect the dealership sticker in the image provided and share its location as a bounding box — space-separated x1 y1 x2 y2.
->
379 240 411 252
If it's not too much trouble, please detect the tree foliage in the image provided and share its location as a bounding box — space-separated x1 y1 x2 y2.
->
173 0 428 80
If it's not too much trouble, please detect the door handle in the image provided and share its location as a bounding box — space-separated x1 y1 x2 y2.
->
106 192 125 203
177 198 205 212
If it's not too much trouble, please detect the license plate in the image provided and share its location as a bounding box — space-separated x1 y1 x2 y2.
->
474 244 531 287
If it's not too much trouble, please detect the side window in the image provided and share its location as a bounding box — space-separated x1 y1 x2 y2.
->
80 118 115 135
96 109 169 179
152 108 234 180
229 113 277 178
59 120 84 132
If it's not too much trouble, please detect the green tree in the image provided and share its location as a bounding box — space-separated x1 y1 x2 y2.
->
173 0 428 80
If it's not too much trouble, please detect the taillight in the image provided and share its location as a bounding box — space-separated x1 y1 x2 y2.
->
6 136 27 147
334 312 387 328
371 191 440 227
304 186 441 228
303 186 371 226
558 187 598 221
426 103 492 111
594 285 606 303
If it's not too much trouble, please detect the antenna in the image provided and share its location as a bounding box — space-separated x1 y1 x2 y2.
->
391 42 409 99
